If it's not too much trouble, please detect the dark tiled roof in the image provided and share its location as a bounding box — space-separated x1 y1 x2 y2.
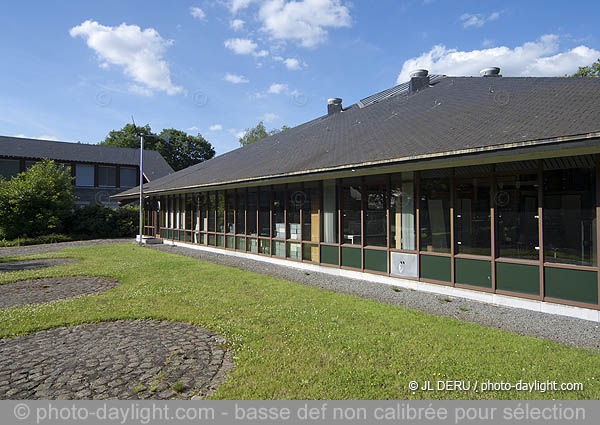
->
116 76 600 197
0 136 173 180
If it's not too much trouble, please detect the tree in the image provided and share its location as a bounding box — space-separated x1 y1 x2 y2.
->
99 123 156 150
570 58 600 77
238 121 290 146
0 160 75 239
157 129 216 171
99 123 216 171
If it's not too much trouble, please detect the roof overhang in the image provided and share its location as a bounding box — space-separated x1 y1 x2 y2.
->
112 131 600 200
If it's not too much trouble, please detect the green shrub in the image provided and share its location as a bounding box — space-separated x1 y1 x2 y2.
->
67 204 139 239
0 160 75 239
0 233 73 247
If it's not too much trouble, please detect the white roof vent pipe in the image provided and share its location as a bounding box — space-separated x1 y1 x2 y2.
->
480 67 501 77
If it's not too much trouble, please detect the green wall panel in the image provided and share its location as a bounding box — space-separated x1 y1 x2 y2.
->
420 254 451 282
364 249 387 273
341 246 361 268
455 258 491 288
321 245 339 265
496 262 539 295
167 229 173 240
545 267 598 305
161 229 167 238
236 237 246 251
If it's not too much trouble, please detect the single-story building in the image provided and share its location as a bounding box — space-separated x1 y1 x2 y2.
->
114 68 600 321
0 135 173 207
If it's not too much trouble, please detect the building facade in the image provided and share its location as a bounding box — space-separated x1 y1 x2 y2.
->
116 70 600 317
0 136 173 208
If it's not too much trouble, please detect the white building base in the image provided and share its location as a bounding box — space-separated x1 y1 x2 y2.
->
163 240 600 323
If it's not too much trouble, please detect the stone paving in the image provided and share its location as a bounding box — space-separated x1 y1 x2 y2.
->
0 276 121 309
0 320 232 400
0 258 79 273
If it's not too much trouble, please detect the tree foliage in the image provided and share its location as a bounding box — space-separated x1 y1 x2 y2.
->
570 58 600 77
99 123 215 171
156 129 216 171
0 159 75 239
238 121 291 146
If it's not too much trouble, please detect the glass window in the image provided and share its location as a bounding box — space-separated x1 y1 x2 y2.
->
75 164 94 187
287 185 301 241
217 191 225 233
496 173 539 260
455 177 491 256
302 183 320 243
341 180 362 245
198 193 206 231
120 167 137 187
185 195 193 231
390 172 415 250
419 170 451 253
322 179 338 243
0 159 20 179
236 191 245 234
247 190 257 236
259 188 271 237
287 242 301 260
544 156 596 266
226 191 235 233
25 160 36 169
98 166 116 187
365 178 387 247
208 192 215 232
272 188 285 239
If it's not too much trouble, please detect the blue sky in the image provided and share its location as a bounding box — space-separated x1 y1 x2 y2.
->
1 0 599 155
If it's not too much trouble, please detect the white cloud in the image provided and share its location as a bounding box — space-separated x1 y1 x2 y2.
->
396 34 600 83
255 49 269 57
268 82 288 94
128 84 154 96
262 112 279 122
189 6 206 20
188 126 201 132
224 72 249 83
38 135 59 141
230 19 245 31
258 0 352 48
283 58 301 70
224 37 258 54
460 11 501 29
70 20 183 95
209 124 223 131
228 0 256 13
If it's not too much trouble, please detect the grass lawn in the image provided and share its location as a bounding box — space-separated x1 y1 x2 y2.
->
0 244 599 399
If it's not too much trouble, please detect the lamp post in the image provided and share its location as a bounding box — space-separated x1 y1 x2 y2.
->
138 134 144 245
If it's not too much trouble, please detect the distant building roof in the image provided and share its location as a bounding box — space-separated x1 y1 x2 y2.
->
0 136 173 181
114 76 600 198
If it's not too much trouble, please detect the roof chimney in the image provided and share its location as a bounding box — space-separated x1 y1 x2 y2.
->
327 98 343 115
480 67 501 77
409 69 430 93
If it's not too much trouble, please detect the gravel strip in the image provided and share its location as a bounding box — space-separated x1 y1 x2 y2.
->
0 320 233 400
0 239 134 258
0 258 80 273
148 244 600 351
0 276 121 308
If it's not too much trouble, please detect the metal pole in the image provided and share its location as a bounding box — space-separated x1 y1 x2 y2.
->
139 134 144 245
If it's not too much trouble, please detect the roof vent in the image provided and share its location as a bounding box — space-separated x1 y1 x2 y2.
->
327 98 343 115
409 69 430 93
480 67 501 77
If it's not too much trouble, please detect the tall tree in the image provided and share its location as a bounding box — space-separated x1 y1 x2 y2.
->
157 129 216 171
570 58 600 77
99 123 215 171
238 121 290 146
